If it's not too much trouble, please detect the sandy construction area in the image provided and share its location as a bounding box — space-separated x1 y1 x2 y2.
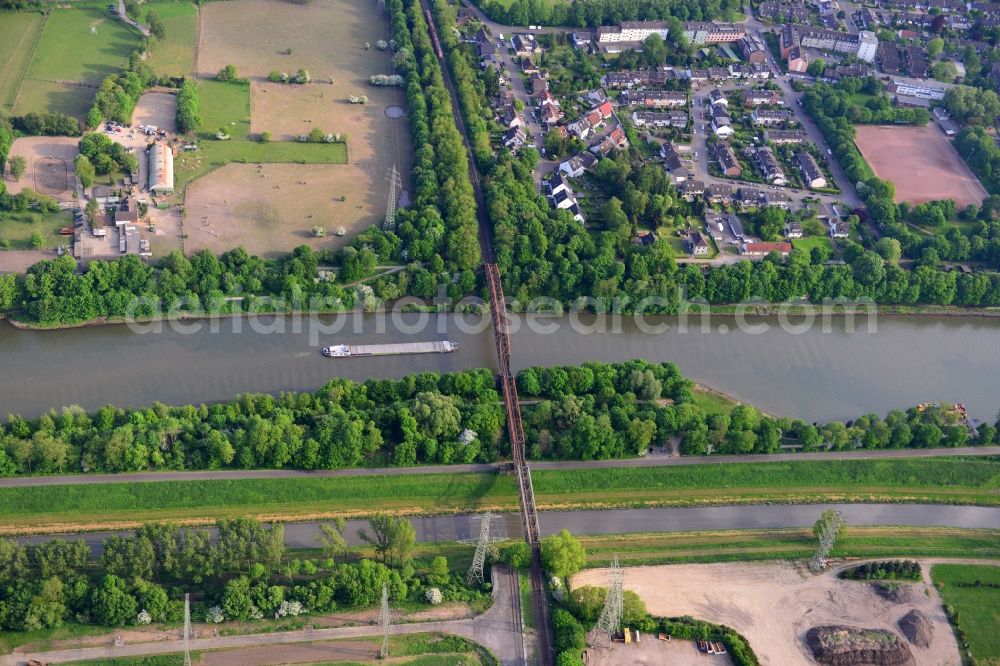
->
574 560 960 666
855 124 987 208
4 136 79 202
184 163 382 257
587 639 734 665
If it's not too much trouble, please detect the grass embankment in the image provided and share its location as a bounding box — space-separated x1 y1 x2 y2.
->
933 563 1000 664
61 634 493 665
581 527 1000 566
2 457 999 533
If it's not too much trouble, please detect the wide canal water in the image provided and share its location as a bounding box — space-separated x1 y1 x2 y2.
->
2 312 999 422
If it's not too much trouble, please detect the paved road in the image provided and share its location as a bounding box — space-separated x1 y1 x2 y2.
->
4 566 526 666
19 503 1000 553
4 445 997 488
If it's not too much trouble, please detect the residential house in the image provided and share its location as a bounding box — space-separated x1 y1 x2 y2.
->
502 126 527 150
744 89 783 106
499 106 525 129
709 88 728 107
597 20 671 43
595 100 614 119
787 46 808 73
632 111 688 128
751 109 792 125
511 33 541 56
559 152 598 178
740 33 768 64
715 141 742 177
795 151 826 188
683 21 746 44
829 219 850 237
785 221 804 238
570 31 593 49
619 90 688 108
567 117 594 140
765 129 807 144
686 231 711 255
780 24 800 59
741 241 793 256
711 104 733 137
591 127 629 155
705 183 735 205
765 191 791 208
529 72 549 96
681 179 706 200
661 144 689 183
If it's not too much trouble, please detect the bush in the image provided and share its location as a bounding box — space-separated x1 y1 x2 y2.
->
217 64 240 82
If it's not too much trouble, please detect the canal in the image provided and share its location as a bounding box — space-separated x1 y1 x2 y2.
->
2 311 999 422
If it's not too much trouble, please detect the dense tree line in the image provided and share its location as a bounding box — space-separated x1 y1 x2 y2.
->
516 361 996 458
0 516 484 633
475 0 742 28
840 560 921 581
10 111 81 137
175 79 200 134
0 367 503 475
88 53 158 128
79 132 138 177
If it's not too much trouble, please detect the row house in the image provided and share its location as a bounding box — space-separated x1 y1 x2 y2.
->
765 129 807 144
794 24 879 62
511 33 541 56
680 179 706 200
597 20 670 43
705 183 735 205
709 88 728 106
631 110 689 128
715 141 742 177
744 89 783 106
712 104 734 137
590 127 629 156
619 90 688 108
795 151 827 188
502 126 527 150
729 63 772 79
758 1 811 23
683 21 746 44
751 108 793 125
752 146 787 185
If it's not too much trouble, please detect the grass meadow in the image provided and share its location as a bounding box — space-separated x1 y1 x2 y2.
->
933 563 1000 664
2 457 999 532
0 210 73 250
0 11 44 109
142 1 198 77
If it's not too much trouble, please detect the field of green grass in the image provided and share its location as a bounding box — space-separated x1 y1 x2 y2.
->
933 563 1000 665
26 7 140 83
690 385 739 416
791 234 832 254
3 457 1000 532
198 79 251 139
0 11 45 109
0 210 73 250
142 1 198 77
582 527 1000 566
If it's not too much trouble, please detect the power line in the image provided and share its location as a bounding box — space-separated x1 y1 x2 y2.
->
378 582 390 659
384 166 401 232
587 556 623 648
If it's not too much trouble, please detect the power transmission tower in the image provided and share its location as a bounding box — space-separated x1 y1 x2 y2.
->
183 593 192 666
378 582 390 659
460 512 505 585
587 557 624 648
383 166 400 232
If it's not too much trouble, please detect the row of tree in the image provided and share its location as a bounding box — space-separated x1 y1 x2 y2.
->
0 515 484 632
0 367 503 475
477 0 741 28
175 79 200 134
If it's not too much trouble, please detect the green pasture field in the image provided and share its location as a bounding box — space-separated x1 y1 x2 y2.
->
0 11 45 109
197 79 251 139
933 563 1000 664
25 7 139 83
142 1 198 77
0 210 73 250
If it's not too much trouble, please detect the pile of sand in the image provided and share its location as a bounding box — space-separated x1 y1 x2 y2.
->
897 610 933 649
805 625 914 666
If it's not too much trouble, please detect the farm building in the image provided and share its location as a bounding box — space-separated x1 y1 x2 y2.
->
148 142 174 195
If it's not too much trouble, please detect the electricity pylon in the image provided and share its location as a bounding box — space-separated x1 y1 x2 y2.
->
183 593 192 666
587 557 623 648
378 582 390 659
460 512 506 585
383 166 400 232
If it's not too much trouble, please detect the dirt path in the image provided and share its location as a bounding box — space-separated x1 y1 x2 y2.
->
574 558 977 666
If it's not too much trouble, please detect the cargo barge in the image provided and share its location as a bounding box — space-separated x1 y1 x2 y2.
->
322 340 458 357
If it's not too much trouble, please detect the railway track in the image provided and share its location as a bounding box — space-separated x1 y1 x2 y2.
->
421 2 551 663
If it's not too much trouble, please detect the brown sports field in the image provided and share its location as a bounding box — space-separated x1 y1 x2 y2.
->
854 124 987 208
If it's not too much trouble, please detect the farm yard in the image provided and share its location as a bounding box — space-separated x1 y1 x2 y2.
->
13 6 141 118
141 1 199 77
854 124 988 209
4 136 80 202
575 561 961 666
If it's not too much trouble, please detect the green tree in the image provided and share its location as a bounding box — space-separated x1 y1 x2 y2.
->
146 10 165 40
358 515 416 567
602 196 629 230
9 155 26 181
30 232 44 249
75 154 95 189
927 37 944 59
316 519 348 563
90 575 138 626
217 64 239 82
221 576 254 620
427 556 450 586
541 529 586 578
807 58 826 77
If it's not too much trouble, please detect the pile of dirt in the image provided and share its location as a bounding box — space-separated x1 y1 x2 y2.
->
805 625 915 666
897 610 933 648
